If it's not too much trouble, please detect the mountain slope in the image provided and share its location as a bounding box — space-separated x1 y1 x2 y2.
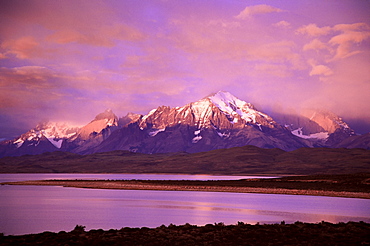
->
0 91 365 157
87 91 311 154
62 109 120 153
91 92 364 154
332 132 370 150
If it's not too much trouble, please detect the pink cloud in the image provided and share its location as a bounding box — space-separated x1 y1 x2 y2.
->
299 22 369 61
235 4 283 19
0 65 109 126
0 66 65 117
248 41 300 65
47 23 144 47
309 64 333 77
273 20 291 28
333 23 369 32
1 36 40 59
329 29 370 60
172 16 301 65
303 39 330 52
48 30 87 45
119 50 191 95
0 0 369 137
253 63 291 78
0 1 144 48
0 66 62 91
296 24 331 36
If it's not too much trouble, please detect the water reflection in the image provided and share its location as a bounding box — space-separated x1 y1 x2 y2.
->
0 185 369 236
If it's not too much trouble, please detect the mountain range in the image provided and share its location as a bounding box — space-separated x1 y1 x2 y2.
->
0 91 368 157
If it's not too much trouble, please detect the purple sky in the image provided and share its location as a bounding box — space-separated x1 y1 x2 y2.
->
0 0 369 139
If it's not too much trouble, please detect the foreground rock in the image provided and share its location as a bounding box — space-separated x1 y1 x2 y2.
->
1 222 369 246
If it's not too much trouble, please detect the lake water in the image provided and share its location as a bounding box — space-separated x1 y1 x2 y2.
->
0 174 369 236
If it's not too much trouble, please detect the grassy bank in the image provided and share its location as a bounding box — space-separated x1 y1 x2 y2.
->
1 146 369 175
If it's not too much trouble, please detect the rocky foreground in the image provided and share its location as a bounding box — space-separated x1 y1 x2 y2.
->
1 222 369 246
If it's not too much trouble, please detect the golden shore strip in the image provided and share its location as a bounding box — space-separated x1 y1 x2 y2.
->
2 180 369 199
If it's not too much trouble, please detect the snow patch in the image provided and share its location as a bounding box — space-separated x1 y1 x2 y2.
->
308 132 330 139
149 128 165 137
142 108 157 122
291 128 329 139
14 138 24 148
335 119 350 129
208 91 268 124
106 118 117 127
256 123 262 131
217 131 230 138
192 135 202 143
47 137 63 149
190 99 214 126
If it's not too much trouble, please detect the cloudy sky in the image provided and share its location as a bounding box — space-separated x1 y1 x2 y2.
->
0 0 369 139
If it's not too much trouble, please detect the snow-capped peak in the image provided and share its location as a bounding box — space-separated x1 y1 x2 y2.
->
208 91 273 125
94 109 118 123
136 91 278 133
36 122 79 138
13 122 80 149
75 109 119 140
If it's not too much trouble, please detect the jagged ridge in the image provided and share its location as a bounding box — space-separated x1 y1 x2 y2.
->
0 91 365 157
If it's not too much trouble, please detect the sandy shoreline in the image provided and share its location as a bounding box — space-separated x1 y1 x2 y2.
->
2 180 370 199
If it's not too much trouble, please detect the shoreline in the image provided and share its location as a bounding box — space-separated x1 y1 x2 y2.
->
2 180 370 199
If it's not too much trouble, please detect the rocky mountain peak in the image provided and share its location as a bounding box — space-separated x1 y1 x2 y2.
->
76 109 119 140
94 109 118 122
9 121 80 150
36 122 80 139
119 112 142 127
0 91 366 158
271 108 355 144
207 91 277 128
135 91 279 135
301 108 352 134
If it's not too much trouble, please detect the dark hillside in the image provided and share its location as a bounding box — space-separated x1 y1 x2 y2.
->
0 146 369 175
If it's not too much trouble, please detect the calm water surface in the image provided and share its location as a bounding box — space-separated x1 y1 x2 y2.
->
0 174 369 236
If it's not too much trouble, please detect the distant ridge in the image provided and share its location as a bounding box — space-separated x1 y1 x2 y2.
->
0 91 365 157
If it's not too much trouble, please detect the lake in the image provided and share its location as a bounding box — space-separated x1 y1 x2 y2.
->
0 174 369 236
